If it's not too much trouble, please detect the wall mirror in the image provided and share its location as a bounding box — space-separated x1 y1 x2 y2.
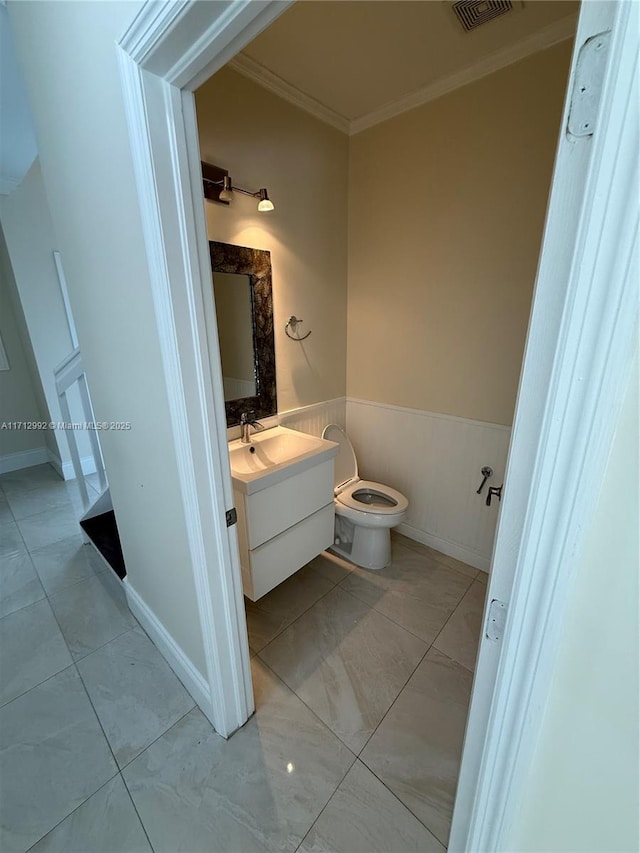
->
209 241 276 427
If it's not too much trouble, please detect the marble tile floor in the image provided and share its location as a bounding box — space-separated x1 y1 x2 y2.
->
1 464 488 852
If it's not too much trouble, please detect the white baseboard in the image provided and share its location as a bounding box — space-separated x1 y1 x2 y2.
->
397 522 490 572
0 446 49 474
123 580 213 722
47 450 98 481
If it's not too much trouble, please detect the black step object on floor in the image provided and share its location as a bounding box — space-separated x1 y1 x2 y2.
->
80 511 127 580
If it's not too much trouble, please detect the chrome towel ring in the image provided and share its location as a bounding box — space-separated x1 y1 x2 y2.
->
284 315 311 341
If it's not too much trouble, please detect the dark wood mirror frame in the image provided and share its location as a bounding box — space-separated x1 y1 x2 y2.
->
209 241 276 427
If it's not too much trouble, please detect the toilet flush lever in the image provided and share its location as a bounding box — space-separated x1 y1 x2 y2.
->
476 466 493 494
486 485 503 507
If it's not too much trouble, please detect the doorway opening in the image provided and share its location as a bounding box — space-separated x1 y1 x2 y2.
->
115 0 636 849
186 2 576 848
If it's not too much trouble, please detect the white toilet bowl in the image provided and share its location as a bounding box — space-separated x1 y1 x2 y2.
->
322 424 408 570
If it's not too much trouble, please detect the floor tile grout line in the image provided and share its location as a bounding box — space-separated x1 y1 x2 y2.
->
430 579 486 673
351 622 465 846
391 533 482 583
250 568 350 654
256 572 474 759
353 609 481 847
7 496 86 525
352 574 478 763
358 748 451 849
252 655 361 853
394 534 481 579
256 655 360 761
292 755 360 853
24 770 122 853
68 629 193 852
113 704 197 775
357 755 449 850
38 573 129 782
334 568 475 648
354 636 436 759
74 649 175 778
34 572 199 814
119 770 157 852
0 660 77 712
0 564 47 621
2 527 82 708
5 470 473 852
28 538 107 606
60 622 136 665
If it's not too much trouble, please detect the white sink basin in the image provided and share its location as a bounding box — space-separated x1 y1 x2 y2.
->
229 425 338 494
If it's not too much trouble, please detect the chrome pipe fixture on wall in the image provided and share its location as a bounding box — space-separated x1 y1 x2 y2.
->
201 161 274 212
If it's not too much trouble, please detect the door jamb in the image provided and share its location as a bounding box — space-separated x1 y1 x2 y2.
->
116 0 293 737
451 1 638 847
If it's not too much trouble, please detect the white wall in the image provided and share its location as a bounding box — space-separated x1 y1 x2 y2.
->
508 350 639 852
0 159 94 476
0 226 49 467
8 0 209 681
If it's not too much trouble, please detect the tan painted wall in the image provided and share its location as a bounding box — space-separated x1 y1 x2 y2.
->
508 349 639 852
347 41 572 426
196 67 349 413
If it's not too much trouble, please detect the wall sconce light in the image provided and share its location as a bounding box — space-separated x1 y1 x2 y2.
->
201 161 275 212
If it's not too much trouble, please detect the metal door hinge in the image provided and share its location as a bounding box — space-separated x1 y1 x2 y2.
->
225 507 237 527
567 31 611 139
486 599 507 642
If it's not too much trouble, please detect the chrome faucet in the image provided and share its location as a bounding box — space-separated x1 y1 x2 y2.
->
240 411 265 444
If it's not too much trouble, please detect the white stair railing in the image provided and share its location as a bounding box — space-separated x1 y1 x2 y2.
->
54 347 107 509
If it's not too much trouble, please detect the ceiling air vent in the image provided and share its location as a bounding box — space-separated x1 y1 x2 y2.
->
452 0 513 32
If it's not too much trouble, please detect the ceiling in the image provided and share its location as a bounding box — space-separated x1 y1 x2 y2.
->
235 1 578 133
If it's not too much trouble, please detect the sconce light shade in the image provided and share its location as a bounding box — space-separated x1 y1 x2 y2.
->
218 175 233 203
257 189 274 212
202 162 275 212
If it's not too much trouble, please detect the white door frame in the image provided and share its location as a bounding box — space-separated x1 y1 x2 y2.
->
116 0 293 738
116 0 638 843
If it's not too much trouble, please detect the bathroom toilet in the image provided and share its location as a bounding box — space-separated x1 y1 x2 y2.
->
322 424 408 570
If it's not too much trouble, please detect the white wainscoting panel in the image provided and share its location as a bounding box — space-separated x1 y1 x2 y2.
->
279 397 347 436
226 397 347 442
346 399 511 571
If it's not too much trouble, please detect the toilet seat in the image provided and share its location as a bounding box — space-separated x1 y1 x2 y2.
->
322 423 409 570
321 424 408 518
337 480 408 515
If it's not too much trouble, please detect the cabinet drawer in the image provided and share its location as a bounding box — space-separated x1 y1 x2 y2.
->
242 503 334 601
244 459 334 549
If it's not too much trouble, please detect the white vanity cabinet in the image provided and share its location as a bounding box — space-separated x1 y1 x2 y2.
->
228 427 338 600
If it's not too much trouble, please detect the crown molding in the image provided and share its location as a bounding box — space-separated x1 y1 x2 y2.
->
229 14 577 137
351 14 577 134
228 53 351 134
